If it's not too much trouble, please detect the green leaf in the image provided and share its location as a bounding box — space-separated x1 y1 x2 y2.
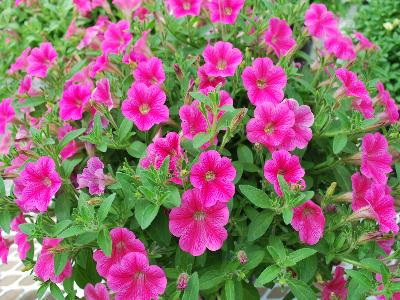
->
118 118 133 142
282 207 293 225
58 128 86 153
239 185 273 209
285 248 317 266
98 194 116 222
224 279 235 300
51 220 72 235
0 211 11 233
193 132 210 148
19 223 35 235
333 134 348 154
182 272 199 300
36 283 49 299
134 200 160 229
254 265 280 287
127 141 147 158
190 92 209 103
98 228 112 257
58 225 85 238
54 251 69 276
199 270 225 290
50 283 65 300
278 175 290 198
287 279 317 300
248 211 274 241
163 186 181 208
345 270 371 289
61 158 82 178
237 145 253 164
0 176 6 196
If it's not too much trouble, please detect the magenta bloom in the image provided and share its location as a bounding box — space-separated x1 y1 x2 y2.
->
264 150 305 196
122 30 152 64
0 98 15 134
351 172 374 212
107 252 166 300
58 123 80 160
101 20 132 55
376 81 399 124
90 54 111 78
322 267 348 300
324 34 356 61
27 42 57 78
354 32 376 50
113 0 142 18
122 82 169 131
14 156 62 213
291 200 325 245
169 188 229 256
77 157 107 195
11 214 30 261
92 78 114 110
198 66 226 90
8 47 31 74
265 18 296 58
84 283 110 300
167 0 202 18
246 102 295 151
34 238 72 283
60 83 92 121
133 57 166 87
361 133 392 183
0 229 9 264
93 227 147 278
209 0 244 24
190 150 236 206
202 41 243 77
179 101 208 140
242 57 287 105
304 3 339 39
18 75 40 97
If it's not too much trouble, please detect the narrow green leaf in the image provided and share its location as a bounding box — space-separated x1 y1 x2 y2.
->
346 270 371 289
333 134 348 154
254 265 280 287
36 283 49 299
193 132 210 149
0 176 6 196
239 185 273 209
118 118 133 142
58 225 85 238
98 228 112 257
248 211 274 241
225 279 235 300
54 251 69 276
19 223 35 235
98 194 116 222
287 279 317 300
285 248 317 266
0 211 11 233
237 145 253 164
282 207 294 225
50 283 65 300
58 128 86 152
127 141 147 158
182 272 199 300
134 200 160 229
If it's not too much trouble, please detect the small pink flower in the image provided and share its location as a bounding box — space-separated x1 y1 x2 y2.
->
90 54 111 78
8 47 31 74
59 83 92 121
351 172 374 212
122 82 169 131
0 229 9 264
65 18 79 40
92 78 114 109
27 42 57 78
123 30 152 64
167 0 202 18
133 57 166 87
304 3 339 39
324 34 356 61
14 156 62 213
73 0 92 15
18 75 40 97
107 252 167 300
93 227 147 278
190 150 236 207
34 238 72 283
264 150 305 196
179 101 208 140
11 214 30 260
265 18 296 58
209 0 244 24
65 65 94 90
376 81 399 124
78 16 109 50
113 0 142 18
246 102 295 151
361 133 392 184
0 132 12 156
134 7 149 21
84 283 110 300
169 188 229 256
202 41 243 77
291 200 325 245
322 267 348 300
354 32 376 50
58 123 80 160
0 98 15 134
242 57 287 105
101 20 132 55
198 66 226 90
77 157 107 195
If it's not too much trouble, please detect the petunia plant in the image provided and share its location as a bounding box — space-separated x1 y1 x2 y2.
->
0 0 400 299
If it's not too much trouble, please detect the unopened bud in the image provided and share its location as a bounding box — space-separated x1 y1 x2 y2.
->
326 182 337 198
229 108 247 133
254 143 263 153
177 273 189 290
174 64 184 81
87 197 103 205
237 250 248 265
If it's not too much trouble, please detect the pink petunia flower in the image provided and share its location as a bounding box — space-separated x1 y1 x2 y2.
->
58 123 81 160
77 157 107 195
78 16 109 50
134 7 149 21
14 156 62 213
133 57 166 87
361 133 392 184
167 0 202 18
84 283 110 300
65 65 94 90
34 238 72 283
18 75 40 97
351 172 374 212
107 252 167 300
59 83 92 121
324 34 356 61
354 32 376 50
264 150 305 196
169 188 229 256
0 229 9 264
179 101 208 140
90 54 112 78
265 17 296 58
0 98 15 134
8 47 31 74
113 0 142 18
322 266 348 300
121 82 169 131
10 214 30 260
376 81 399 124
198 65 226 90
241 57 287 105
92 78 114 110
73 0 106 16
304 3 339 39
27 42 57 78
190 150 236 207
122 30 152 64
202 41 243 77
209 0 244 24
101 20 132 55
377 237 395 256
65 18 79 40
291 200 325 245
246 102 295 151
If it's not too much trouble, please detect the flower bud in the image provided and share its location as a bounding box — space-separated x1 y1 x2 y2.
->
237 250 248 265
177 273 189 290
229 108 247 133
174 64 184 81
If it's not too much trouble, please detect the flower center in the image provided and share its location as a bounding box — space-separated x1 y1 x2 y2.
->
302 207 313 217
224 7 232 15
134 271 145 281
183 1 191 10
217 60 227 71
257 79 266 89
43 177 52 187
193 211 206 221
264 123 274 134
116 241 125 250
205 171 216 181
277 169 285 176
151 76 158 84
139 103 150 115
